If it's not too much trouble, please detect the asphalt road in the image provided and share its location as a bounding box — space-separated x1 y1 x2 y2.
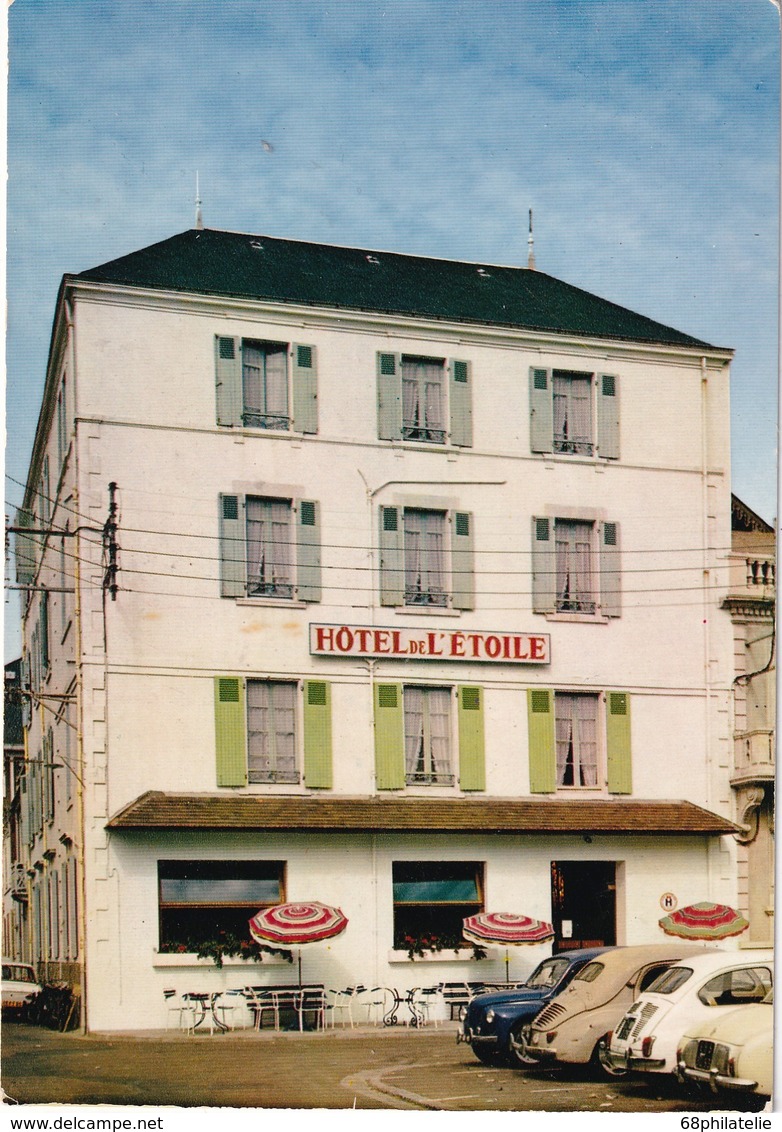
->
0 1021 769 1112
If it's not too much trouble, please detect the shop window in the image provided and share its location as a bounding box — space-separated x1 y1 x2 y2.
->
392 861 483 951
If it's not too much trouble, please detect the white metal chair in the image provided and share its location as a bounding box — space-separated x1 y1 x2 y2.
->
296 988 327 1031
244 987 280 1031
410 985 443 1028
163 989 196 1035
357 985 387 1026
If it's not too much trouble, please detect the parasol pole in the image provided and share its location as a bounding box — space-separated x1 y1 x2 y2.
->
297 948 302 989
505 948 510 985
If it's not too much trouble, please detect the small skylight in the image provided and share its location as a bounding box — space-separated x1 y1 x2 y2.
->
366 254 380 265
249 241 264 251
477 268 491 278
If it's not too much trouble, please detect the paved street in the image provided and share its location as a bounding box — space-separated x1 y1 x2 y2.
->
1 1021 768 1112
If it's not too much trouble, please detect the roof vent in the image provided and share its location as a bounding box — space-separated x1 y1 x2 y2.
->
250 241 264 251
366 254 380 265
477 268 491 278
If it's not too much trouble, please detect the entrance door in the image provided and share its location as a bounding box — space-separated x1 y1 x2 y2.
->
550 861 616 953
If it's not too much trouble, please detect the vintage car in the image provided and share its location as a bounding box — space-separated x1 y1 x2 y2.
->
605 949 773 1079
525 944 711 1078
2 960 42 1016
458 947 613 1066
676 990 773 1108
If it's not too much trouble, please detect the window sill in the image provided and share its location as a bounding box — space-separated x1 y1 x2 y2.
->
394 606 462 618
388 949 485 964
545 612 609 625
236 598 308 610
152 952 291 969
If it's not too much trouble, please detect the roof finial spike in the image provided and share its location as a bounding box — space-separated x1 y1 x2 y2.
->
527 208 536 270
195 172 203 231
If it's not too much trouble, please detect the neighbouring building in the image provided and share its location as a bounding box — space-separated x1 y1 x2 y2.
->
724 494 776 945
5 227 749 1031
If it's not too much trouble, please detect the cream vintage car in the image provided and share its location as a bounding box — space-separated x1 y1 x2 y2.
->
676 990 773 1108
525 944 712 1078
606 949 773 1080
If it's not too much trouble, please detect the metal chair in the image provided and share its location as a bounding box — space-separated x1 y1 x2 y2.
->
244 987 280 1031
163 988 196 1035
409 986 443 1028
296 988 327 1031
357 985 388 1026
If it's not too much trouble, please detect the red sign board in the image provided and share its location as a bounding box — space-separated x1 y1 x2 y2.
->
310 623 550 664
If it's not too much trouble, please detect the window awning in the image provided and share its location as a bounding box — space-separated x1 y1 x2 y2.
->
107 792 739 836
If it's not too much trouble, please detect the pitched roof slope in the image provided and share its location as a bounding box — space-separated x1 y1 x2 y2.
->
73 227 717 349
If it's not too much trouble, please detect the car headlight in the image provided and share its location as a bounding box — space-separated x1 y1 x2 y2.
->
485 1009 495 1024
458 1005 468 1022
712 1044 731 1076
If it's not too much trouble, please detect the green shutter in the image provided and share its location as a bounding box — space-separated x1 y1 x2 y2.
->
600 520 621 618
377 352 402 440
40 592 50 673
532 517 556 613
219 494 245 598
379 505 404 606
303 680 332 788
452 511 475 611
449 359 473 447
606 692 632 794
292 343 318 434
296 499 322 602
214 677 247 786
373 682 405 789
215 335 243 427
14 508 36 586
529 367 553 454
458 686 485 791
527 688 556 793
597 374 620 460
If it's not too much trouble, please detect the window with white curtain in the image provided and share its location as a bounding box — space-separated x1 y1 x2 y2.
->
555 519 596 613
553 370 593 455
404 508 447 606
246 680 299 783
246 497 293 598
555 692 599 787
402 356 446 443
404 686 453 785
242 340 289 429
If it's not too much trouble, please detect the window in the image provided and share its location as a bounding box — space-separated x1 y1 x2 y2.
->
158 860 284 955
698 967 772 1008
377 352 472 447
532 516 621 618
530 367 619 459
219 494 321 602
379 505 474 610
404 687 453 785
527 689 632 794
374 683 485 791
215 336 317 434
214 677 332 789
247 680 298 783
392 861 483 951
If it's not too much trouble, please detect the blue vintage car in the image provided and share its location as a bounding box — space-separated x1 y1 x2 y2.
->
458 947 614 1067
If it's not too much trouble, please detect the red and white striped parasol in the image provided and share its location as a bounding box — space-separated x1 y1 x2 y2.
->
658 902 749 941
249 901 348 985
463 913 555 982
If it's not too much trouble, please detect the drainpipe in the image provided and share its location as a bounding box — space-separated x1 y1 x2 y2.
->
700 355 715 899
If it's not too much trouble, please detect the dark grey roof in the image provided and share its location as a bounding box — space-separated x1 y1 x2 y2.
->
107 792 737 835
73 228 718 349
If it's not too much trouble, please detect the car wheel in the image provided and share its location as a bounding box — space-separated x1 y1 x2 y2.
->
507 1024 537 1067
593 1036 628 1079
471 1044 505 1067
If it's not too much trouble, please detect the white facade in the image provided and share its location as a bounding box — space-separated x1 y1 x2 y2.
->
5 230 746 1032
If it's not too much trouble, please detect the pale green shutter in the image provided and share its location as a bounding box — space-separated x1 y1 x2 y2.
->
532 517 556 613
215 335 243 427
40 592 50 673
296 499 322 602
214 677 247 786
379 506 404 606
14 508 36 585
606 692 632 794
377 352 402 440
527 688 556 793
600 520 621 618
374 682 405 789
597 374 620 460
303 680 332 788
529 367 553 453
450 359 473 447
292 343 318 434
219 494 245 598
452 511 475 611
458 686 485 791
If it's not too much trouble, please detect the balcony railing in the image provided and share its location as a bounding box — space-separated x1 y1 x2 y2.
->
731 730 775 788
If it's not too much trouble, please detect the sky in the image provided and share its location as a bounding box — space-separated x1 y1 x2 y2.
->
4 0 779 660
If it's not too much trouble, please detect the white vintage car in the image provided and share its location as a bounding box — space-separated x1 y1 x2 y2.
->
676 990 773 1107
605 949 773 1079
2 960 42 1015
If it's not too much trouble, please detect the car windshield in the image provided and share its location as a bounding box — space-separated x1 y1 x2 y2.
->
574 961 604 983
2 964 36 983
525 958 570 988
643 966 693 995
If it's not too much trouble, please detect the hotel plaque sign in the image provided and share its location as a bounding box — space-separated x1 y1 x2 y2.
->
310 623 550 664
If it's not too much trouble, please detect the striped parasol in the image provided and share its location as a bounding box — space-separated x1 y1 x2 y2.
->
658 902 749 941
463 913 555 982
249 901 348 986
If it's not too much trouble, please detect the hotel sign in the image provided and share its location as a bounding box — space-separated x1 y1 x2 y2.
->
310 623 550 664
